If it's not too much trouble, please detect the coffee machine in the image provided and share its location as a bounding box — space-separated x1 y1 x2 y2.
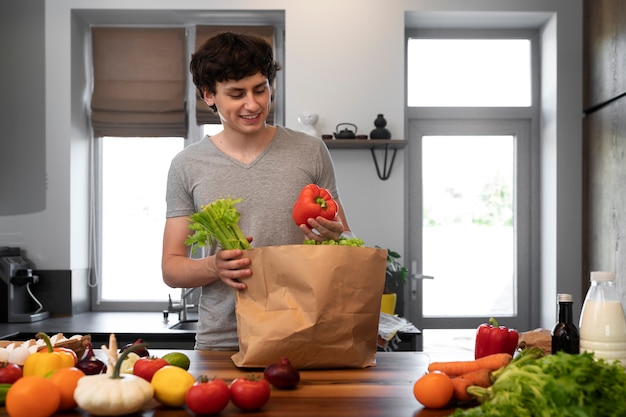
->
0 247 49 323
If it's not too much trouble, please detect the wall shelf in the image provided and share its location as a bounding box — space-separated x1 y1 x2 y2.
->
322 139 407 149
323 139 407 180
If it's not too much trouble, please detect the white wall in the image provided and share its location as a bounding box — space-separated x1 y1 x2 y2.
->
0 0 582 329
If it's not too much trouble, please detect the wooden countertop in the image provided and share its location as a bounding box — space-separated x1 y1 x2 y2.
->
0 350 472 417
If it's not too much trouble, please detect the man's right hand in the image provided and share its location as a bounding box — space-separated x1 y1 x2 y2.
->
214 246 252 289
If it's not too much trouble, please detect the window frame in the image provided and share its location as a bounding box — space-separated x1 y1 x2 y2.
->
89 23 285 311
404 28 540 335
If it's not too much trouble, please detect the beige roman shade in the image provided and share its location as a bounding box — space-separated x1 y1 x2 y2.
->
91 27 187 137
194 26 275 125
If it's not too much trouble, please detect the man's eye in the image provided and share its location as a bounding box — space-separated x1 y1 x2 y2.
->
255 88 266 95
229 93 244 99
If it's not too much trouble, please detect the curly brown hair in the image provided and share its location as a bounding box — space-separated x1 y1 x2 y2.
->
190 31 281 112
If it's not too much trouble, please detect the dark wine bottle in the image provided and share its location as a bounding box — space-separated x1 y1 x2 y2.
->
551 293 580 354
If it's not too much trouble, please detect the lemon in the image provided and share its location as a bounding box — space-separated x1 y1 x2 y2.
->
151 365 195 407
161 351 191 370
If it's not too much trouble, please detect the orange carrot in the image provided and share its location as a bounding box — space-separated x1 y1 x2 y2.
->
427 353 512 376
451 368 492 401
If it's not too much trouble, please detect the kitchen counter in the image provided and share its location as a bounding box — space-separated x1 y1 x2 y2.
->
0 312 197 349
0 349 473 417
0 312 422 352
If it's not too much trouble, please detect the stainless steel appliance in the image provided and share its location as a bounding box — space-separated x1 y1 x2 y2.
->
0 247 49 322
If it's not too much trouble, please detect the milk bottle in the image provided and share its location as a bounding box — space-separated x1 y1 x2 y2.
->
579 271 626 365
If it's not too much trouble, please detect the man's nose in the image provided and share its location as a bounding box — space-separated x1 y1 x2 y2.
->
243 92 260 109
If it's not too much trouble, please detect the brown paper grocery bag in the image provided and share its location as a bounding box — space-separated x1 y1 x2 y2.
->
231 245 387 369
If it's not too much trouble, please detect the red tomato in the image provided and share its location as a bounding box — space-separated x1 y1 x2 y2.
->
185 375 230 415
0 362 22 384
229 375 271 411
133 356 168 382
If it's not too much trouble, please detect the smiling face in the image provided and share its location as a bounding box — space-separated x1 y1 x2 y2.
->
203 72 272 136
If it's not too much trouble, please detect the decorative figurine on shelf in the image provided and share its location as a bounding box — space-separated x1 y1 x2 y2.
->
297 112 320 137
370 114 392 139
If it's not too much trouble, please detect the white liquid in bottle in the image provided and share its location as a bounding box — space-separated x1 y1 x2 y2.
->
579 300 626 361
579 271 626 366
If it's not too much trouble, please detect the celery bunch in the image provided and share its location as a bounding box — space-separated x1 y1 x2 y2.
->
185 197 251 251
451 348 626 417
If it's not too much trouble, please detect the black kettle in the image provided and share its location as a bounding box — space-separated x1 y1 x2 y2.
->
334 123 357 139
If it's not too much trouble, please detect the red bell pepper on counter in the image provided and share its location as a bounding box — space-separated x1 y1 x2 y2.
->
474 317 519 359
292 184 338 227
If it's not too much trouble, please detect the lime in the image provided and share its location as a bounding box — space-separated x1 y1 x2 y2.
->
162 351 191 370
151 365 195 407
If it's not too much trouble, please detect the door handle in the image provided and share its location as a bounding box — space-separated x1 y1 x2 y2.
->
410 260 434 300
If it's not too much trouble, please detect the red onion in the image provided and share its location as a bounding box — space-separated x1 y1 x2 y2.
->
119 338 150 357
76 341 107 375
264 357 300 389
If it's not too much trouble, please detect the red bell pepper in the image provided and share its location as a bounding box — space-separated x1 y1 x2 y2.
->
474 317 519 359
292 184 338 228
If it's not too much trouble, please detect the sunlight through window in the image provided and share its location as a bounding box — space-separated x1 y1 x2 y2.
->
407 39 531 107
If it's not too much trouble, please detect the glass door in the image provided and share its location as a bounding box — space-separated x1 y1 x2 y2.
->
406 120 532 351
421 135 515 317
405 31 537 351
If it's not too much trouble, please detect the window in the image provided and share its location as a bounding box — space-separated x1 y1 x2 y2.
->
405 30 538 351
204 124 224 137
99 137 184 304
90 23 284 310
407 39 531 107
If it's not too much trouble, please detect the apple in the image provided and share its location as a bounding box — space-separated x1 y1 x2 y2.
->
0 362 22 384
132 356 168 382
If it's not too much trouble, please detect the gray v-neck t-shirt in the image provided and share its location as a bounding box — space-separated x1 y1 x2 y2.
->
166 126 340 349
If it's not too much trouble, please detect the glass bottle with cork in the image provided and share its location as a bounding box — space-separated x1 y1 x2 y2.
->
579 271 626 366
551 293 579 354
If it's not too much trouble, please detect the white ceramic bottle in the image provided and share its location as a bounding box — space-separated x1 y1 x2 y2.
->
579 271 626 365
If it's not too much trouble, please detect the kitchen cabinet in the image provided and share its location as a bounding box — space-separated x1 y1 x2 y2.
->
378 331 422 352
584 0 626 285
584 0 626 109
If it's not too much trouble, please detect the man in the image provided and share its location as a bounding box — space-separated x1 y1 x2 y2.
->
162 32 352 350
